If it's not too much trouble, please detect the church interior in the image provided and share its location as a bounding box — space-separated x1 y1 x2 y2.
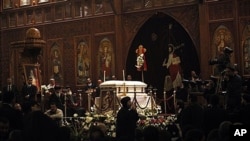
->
1 0 250 107
1 0 250 111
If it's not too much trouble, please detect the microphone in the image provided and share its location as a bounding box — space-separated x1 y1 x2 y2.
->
221 70 227 75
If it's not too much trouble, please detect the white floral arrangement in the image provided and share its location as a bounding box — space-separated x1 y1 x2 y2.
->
66 110 117 140
135 54 144 69
66 109 177 140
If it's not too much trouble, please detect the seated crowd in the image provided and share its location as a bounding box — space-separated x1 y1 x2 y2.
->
0 74 250 141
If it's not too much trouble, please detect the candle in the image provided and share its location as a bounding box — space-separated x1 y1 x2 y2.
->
104 71 106 82
123 70 125 81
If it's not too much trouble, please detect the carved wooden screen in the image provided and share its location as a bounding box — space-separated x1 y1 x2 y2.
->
242 25 250 75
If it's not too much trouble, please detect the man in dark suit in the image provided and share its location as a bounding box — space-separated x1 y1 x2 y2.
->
224 65 242 111
48 85 64 112
84 77 96 95
22 77 38 103
116 96 139 141
2 77 19 104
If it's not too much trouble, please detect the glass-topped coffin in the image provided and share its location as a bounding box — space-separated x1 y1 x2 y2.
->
97 80 154 114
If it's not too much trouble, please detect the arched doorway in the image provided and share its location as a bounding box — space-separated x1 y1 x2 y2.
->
126 12 199 100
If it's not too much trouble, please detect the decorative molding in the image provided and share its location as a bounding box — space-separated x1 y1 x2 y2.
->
208 1 233 21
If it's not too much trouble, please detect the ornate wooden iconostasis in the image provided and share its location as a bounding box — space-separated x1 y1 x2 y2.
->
10 27 45 92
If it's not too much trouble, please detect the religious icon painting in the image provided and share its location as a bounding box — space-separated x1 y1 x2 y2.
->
47 39 64 85
74 35 91 86
23 64 41 92
96 35 115 81
212 25 234 58
211 25 234 75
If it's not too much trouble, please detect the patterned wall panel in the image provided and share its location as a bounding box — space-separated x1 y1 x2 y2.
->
208 1 233 21
238 0 250 17
93 16 115 33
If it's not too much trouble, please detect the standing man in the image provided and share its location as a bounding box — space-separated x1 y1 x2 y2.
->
22 77 38 103
224 65 242 111
116 96 139 141
43 78 56 110
48 85 64 111
214 47 233 75
94 79 103 98
85 78 96 93
2 77 19 104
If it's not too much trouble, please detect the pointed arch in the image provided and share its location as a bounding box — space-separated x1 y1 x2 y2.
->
126 12 199 96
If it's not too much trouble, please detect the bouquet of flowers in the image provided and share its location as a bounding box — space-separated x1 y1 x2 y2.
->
135 54 144 69
67 111 117 140
137 114 177 130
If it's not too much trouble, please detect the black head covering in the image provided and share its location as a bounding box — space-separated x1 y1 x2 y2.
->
54 85 61 90
120 96 131 107
223 46 233 54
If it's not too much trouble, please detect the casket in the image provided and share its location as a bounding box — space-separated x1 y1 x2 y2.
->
100 80 147 94
96 80 154 114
